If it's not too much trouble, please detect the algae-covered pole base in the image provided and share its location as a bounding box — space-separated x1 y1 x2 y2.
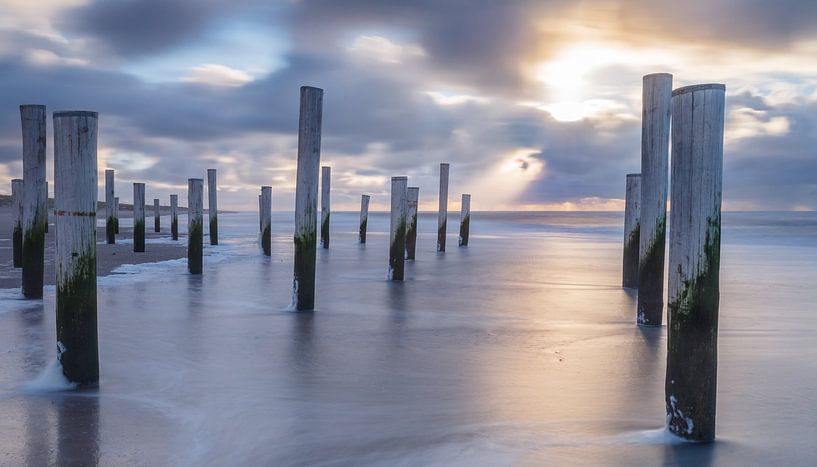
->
293 86 323 311
637 73 672 326
11 179 23 268
113 197 120 234
388 176 408 281
188 179 204 274
359 195 370 244
133 183 146 253
406 187 419 259
170 194 178 240
665 83 725 443
20 104 47 298
261 186 272 256
437 163 450 252
153 198 160 232
459 194 471 247
207 168 218 245
622 174 641 288
54 110 99 387
320 166 331 249
105 169 115 244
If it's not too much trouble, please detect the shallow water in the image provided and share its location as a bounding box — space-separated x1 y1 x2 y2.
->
0 211 815 466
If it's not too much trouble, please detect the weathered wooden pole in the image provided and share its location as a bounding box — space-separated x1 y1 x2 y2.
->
44 181 49 233
53 110 99 387
207 168 218 245
133 183 145 253
437 163 449 252
388 176 408 281
170 194 179 240
261 186 272 256
20 105 47 298
665 83 725 442
11 179 23 268
622 174 641 288
153 198 160 232
113 197 120 234
105 169 115 244
188 179 204 274
637 73 673 326
292 86 323 311
320 166 331 249
405 187 419 259
258 194 262 232
459 194 471 247
359 194 370 244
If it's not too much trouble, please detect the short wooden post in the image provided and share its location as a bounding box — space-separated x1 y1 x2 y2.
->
53 110 99 387
105 169 115 244
20 105 47 298
459 194 471 247
293 86 323 311
622 174 641 288
665 83 725 442
170 194 179 240
188 179 204 274
388 176 408 281
261 186 272 256
637 73 673 326
437 163 449 252
406 187 419 259
258 194 262 232
11 179 23 268
133 183 145 253
320 166 331 249
359 195 370 244
44 181 49 233
207 168 218 245
153 198 160 232
113 197 120 234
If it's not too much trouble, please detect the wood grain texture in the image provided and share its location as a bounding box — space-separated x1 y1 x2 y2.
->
459 194 471 247
359 194 370 244
20 104 47 298
321 166 331 249
389 177 408 281
188 179 204 274
133 183 145 253
105 169 115 244
437 163 449 252
622 174 641 288
170 194 178 240
207 168 218 245
11 179 23 268
406 187 419 259
261 186 272 256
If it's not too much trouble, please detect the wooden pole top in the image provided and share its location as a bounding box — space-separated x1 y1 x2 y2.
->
672 83 725 96
53 110 98 118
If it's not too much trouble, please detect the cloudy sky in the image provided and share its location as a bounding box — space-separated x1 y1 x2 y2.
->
1 0 815 211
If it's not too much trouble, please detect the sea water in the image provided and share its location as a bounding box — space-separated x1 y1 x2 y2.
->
0 211 815 466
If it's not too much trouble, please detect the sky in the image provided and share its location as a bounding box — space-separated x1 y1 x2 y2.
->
0 0 815 211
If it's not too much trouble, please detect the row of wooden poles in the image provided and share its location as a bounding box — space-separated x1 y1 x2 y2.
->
619 74 726 442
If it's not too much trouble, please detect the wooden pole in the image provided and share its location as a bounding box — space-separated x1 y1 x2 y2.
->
406 187 419 259
459 194 471 247
261 186 272 256
113 197 119 234
622 174 641 288
207 168 218 245
20 105 47 298
437 163 449 252
665 83 725 442
133 183 145 253
389 176 408 281
152 198 160 232
170 194 179 240
11 179 23 268
320 166 331 249
44 181 49 233
188 179 204 274
359 194 370 244
105 169 115 244
258 194 262 232
637 73 673 326
292 86 323 311
53 110 99 387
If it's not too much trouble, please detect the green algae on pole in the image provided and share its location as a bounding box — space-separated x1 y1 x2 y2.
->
388 176 408 281
293 86 323 311
261 186 272 256
113 196 120 234
153 198 160 232
133 183 146 253
637 73 672 326
437 163 450 252
11 179 23 268
320 166 331 249
359 194 370 244
20 105 47 298
53 110 99 387
188 178 204 274
665 83 726 443
105 169 115 244
622 173 641 288
406 187 419 259
170 194 179 240
458 194 471 247
207 168 218 245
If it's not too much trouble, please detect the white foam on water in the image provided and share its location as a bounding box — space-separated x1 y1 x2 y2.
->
0 286 53 315
22 351 78 393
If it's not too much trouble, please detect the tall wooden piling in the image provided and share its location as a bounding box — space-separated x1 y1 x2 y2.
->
105 169 115 244
389 176 408 281
359 195 370 244
113 197 120 234
637 73 673 326
11 179 23 268
207 168 218 245
459 194 471 247
20 105 47 298
622 174 641 288
665 83 725 442
170 194 178 240
53 110 99 387
258 194 262 232
44 181 49 233
320 166 331 249
437 163 450 252
292 86 323 311
153 198 160 232
188 179 204 274
405 187 419 259
133 183 145 253
261 186 272 256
